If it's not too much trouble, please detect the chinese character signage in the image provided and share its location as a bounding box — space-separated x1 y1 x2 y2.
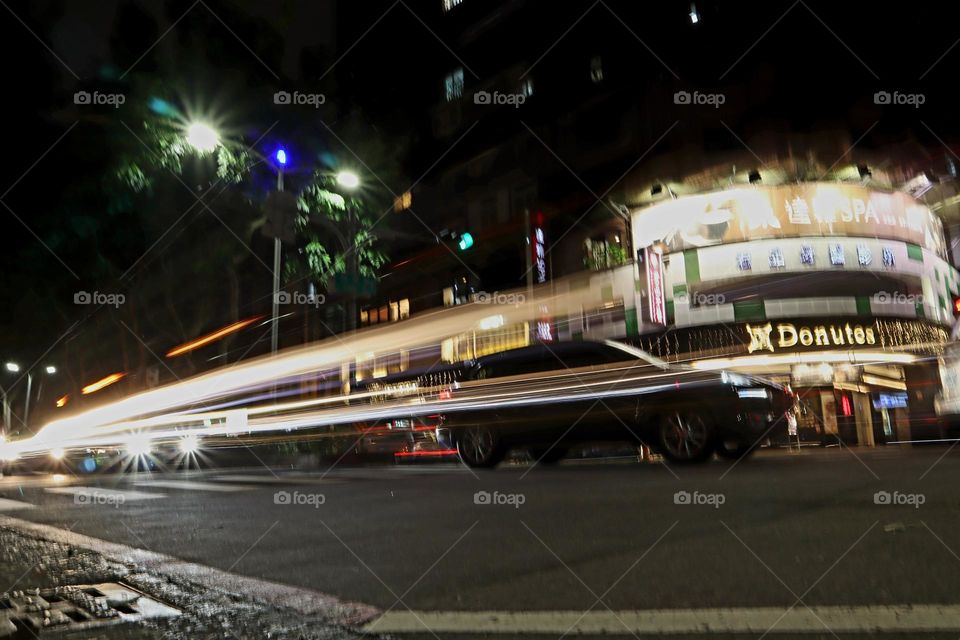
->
531 214 547 284
631 183 947 259
644 246 667 326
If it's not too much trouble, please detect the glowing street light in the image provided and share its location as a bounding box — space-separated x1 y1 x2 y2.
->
5 363 20 373
185 122 220 153
45 365 56 375
336 170 360 189
275 148 288 166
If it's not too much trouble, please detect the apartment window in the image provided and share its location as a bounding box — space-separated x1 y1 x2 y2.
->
444 68 464 101
519 77 534 98
442 0 463 12
393 190 412 211
590 56 604 83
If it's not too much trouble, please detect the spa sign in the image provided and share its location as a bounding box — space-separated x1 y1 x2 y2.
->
631 182 947 259
746 321 877 353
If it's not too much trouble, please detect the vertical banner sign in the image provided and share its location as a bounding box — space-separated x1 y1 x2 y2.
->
532 211 547 284
645 245 667 325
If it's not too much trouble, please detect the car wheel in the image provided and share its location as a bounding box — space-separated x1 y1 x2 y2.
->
715 438 755 460
527 446 567 464
658 410 714 463
456 425 504 468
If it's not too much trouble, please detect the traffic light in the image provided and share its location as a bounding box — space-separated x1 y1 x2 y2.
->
458 232 474 251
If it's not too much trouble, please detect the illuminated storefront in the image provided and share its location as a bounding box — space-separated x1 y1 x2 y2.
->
626 180 960 445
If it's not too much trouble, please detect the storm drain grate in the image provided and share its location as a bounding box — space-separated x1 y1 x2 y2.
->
0 583 180 636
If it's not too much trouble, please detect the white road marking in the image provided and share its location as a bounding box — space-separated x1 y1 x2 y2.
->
0 516 379 626
0 497 35 511
364 606 960 634
211 474 338 485
45 486 165 501
134 480 254 492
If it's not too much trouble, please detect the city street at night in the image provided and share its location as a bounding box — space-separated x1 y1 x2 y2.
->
6 0 960 637
4 447 960 638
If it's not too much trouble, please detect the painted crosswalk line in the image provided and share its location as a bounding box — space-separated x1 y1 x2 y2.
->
364 605 960 634
134 480 255 492
0 497 35 511
45 486 166 503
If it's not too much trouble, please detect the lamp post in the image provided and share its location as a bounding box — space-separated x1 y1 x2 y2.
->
183 122 290 354
0 363 55 436
270 147 288 354
1 362 18 438
336 171 361 331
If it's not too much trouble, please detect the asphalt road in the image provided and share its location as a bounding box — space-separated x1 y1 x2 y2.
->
3 446 960 638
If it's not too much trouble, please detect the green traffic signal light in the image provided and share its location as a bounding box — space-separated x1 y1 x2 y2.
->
458 232 474 250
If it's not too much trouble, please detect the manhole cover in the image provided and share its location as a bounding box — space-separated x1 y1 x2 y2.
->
0 582 180 636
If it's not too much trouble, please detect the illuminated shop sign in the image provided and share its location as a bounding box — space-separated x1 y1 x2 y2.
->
531 211 547 284
873 392 908 409
632 183 947 258
634 318 949 362
746 321 877 353
642 246 667 325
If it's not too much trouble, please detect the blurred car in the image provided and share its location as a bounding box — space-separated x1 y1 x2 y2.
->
429 340 793 467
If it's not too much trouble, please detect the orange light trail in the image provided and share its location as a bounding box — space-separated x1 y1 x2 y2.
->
81 373 126 395
55 394 69 408
166 315 265 358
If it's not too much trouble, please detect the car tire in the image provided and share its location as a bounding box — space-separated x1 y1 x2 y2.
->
527 446 567 464
657 410 715 463
456 425 505 468
715 438 755 460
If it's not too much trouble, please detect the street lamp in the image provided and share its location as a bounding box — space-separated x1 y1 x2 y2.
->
336 170 360 190
5 363 19 373
184 122 220 154
45 365 56 375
